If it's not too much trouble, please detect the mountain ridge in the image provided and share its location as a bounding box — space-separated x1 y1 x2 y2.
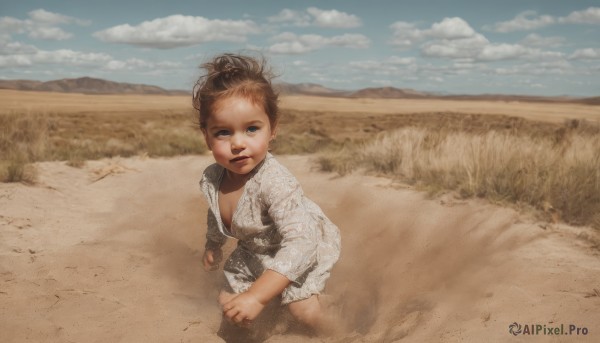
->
0 77 596 104
0 77 189 95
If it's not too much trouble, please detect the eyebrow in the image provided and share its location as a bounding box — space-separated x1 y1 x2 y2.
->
207 120 265 131
245 120 265 126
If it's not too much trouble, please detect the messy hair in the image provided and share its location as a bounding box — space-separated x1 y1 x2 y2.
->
193 53 279 130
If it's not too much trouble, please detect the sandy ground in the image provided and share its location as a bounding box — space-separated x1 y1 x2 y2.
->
1 155 599 342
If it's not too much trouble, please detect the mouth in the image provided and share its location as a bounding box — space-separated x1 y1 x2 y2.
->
230 156 250 163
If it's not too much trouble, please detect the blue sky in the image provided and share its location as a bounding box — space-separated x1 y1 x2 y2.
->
1 1 599 96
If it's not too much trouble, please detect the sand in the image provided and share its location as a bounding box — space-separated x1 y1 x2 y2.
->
1 155 599 342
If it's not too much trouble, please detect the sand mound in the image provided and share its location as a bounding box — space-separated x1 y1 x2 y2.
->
1 155 598 342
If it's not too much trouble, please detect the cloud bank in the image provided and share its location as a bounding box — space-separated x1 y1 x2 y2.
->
93 15 260 49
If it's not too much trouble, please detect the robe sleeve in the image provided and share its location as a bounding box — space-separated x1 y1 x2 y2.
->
199 165 227 251
205 208 227 250
260 169 318 285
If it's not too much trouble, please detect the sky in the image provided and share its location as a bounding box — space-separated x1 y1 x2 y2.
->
1 1 599 96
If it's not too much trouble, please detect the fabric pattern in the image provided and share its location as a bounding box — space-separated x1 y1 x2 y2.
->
199 153 341 304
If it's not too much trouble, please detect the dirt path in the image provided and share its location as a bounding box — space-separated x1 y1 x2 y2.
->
1 155 598 342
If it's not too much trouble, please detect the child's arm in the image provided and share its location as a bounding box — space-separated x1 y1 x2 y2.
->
263 173 318 285
203 248 222 271
222 270 290 324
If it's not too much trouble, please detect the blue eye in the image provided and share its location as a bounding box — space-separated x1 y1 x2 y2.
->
215 130 230 136
247 126 259 133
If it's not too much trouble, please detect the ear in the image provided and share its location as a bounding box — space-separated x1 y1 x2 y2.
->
269 123 278 141
201 128 212 151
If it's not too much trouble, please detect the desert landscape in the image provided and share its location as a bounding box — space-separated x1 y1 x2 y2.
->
1 87 600 342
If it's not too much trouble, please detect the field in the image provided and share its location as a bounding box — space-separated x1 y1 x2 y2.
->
1 90 600 342
2 89 599 227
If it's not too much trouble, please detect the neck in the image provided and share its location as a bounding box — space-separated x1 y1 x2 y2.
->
225 169 250 185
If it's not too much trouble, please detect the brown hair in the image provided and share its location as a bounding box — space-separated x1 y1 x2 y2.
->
193 53 279 130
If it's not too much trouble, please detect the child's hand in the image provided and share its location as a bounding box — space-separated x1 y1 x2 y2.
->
222 292 265 326
202 248 222 271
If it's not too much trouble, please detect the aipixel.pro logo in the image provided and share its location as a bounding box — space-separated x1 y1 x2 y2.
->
509 322 522 336
509 322 589 336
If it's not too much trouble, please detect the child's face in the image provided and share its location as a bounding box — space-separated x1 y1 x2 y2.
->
203 96 275 176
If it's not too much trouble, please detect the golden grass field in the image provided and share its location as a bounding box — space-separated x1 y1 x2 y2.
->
1 89 599 228
280 95 600 124
2 89 599 122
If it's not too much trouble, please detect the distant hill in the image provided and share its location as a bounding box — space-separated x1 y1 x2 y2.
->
0 77 596 105
0 77 188 95
349 86 429 99
0 80 44 91
577 96 600 105
275 82 350 97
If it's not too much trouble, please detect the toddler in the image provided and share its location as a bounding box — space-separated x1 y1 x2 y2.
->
193 53 341 337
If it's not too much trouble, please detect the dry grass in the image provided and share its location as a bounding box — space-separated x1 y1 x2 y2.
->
2 90 599 229
0 112 47 183
280 95 600 124
0 109 207 182
317 126 600 229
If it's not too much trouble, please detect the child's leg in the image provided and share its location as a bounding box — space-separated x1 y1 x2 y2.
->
287 295 343 336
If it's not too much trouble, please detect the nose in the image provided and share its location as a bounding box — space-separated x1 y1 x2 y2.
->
230 133 246 151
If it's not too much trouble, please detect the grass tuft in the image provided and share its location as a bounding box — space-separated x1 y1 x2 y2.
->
1 110 207 182
318 127 600 229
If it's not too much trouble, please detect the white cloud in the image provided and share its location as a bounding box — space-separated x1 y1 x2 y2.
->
104 58 182 71
0 48 111 68
348 56 417 77
0 9 89 41
387 56 416 65
422 34 565 62
477 44 530 61
306 7 362 28
269 32 369 54
268 7 361 28
519 33 565 48
94 15 260 49
0 41 181 72
349 60 399 74
484 11 555 32
329 34 369 47
28 27 73 40
267 9 311 27
485 7 600 33
390 17 477 47
0 16 28 34
494 60 572 76
28 9 90 26
428 17 476 39
389 21 422 47
559 7 600 24
569 48 600 60
421 34 489 59
390 17 566 63
0 40 37 55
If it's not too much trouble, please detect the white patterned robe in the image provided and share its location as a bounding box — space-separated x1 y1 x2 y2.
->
199 153 341 304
